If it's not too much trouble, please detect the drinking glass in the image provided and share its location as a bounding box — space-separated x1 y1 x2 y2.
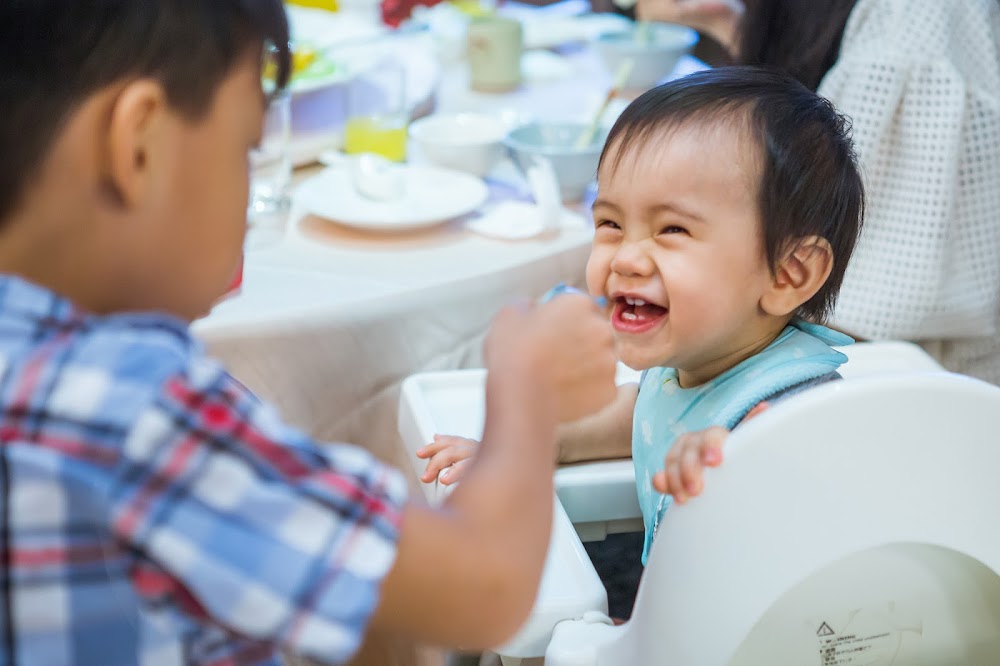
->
247 89 292 248
343 58 408 162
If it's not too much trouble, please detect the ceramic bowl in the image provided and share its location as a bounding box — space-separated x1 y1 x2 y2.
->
595 23 699 91
503 121 607 202
408 112 509 176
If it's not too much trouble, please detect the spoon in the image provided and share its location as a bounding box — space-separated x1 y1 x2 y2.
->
539 282 608 308
352 153 406 202
319 151 406 201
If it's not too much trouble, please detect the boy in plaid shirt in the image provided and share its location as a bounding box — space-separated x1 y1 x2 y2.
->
0 2 617 664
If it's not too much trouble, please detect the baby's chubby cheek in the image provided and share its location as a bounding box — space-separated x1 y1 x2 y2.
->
584 257 608 299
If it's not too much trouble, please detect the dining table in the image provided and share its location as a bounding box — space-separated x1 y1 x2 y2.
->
191 3 706 485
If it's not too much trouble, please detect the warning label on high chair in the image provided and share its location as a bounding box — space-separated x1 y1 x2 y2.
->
811 604 918 665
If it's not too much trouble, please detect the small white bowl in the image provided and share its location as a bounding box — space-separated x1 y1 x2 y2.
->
595 23 699 91
409 112 509 176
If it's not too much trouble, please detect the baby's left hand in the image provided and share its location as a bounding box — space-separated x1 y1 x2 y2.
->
653 401 768 503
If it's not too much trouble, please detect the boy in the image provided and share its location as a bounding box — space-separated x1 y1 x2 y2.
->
0 2 618 664
421 67 864 566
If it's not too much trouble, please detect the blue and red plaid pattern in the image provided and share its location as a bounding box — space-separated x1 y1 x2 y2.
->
0 275 407 665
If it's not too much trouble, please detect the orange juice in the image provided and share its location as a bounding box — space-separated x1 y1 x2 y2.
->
343 117 408 162
285 0 339 11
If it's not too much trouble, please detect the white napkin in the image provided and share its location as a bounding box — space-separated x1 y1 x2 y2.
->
466 201 587 240
467 157 586 240
527 156 562 230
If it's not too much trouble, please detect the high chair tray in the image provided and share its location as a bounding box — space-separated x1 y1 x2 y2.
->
398 365 644 529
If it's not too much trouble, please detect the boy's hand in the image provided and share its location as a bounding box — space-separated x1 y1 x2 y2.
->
485 294 617 424
416 435 478 485
652 401 768 503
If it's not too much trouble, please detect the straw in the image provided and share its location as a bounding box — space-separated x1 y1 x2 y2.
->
574 58 635 150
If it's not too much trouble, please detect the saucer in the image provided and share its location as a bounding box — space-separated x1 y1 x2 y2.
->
295 165 489 232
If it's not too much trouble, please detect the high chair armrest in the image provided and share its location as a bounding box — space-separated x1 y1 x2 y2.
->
494 497 609 659
545 611 625 666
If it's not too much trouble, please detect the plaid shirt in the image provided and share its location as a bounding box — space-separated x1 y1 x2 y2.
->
0 276 407 665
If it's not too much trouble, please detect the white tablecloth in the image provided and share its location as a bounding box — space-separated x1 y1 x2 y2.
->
192 18 705 474
194 227 592 470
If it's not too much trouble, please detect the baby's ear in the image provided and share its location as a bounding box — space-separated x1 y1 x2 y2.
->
760 236 833 317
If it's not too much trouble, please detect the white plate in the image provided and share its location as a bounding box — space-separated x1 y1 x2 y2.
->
296 165 489 232
287 5 387 52
286 49 356 96
285 7 384 95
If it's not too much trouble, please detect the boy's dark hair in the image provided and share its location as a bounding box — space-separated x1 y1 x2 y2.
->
0 1 292 223
739 0 858 91
600 66 864 322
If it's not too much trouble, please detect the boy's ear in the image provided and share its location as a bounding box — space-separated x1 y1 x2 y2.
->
104 80 168 208
760 236 833 317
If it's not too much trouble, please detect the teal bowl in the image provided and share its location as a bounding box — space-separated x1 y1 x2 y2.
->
503 121 607 202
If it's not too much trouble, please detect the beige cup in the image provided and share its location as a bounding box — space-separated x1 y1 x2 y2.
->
466 17 523 93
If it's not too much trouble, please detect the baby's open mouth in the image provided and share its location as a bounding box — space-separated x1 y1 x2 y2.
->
612 296 668 332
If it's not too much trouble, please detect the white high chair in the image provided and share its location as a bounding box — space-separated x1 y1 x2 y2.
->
399 342 945 533
398 342 1000 664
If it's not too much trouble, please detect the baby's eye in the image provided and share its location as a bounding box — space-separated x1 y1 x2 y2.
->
595 219 621 230
660 225 688 235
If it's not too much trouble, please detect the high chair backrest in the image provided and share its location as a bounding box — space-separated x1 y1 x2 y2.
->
591 372 1000 665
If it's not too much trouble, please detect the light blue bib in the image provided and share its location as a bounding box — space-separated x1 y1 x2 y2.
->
632 320 853 563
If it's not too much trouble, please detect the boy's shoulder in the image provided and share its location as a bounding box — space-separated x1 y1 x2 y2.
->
0 277 229 429
63 311 235 405
76 310 203 376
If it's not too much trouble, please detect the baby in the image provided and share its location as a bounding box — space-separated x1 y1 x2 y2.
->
419 65 864 565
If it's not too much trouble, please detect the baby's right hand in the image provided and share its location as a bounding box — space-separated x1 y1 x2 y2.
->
484 294 617 424
416 434 479 485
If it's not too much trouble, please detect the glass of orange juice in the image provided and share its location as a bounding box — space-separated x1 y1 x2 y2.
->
343 58 409 162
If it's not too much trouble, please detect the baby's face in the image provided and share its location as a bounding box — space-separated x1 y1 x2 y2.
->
586 123 778 386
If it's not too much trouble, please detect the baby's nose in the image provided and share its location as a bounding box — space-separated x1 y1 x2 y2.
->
610 241 655 277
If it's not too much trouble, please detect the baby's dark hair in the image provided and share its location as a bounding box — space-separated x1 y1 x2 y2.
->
600 66 864 322
0 0 292 223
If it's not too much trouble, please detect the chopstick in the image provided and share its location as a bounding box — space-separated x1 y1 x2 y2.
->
634 20 653 45
573 57 635 150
